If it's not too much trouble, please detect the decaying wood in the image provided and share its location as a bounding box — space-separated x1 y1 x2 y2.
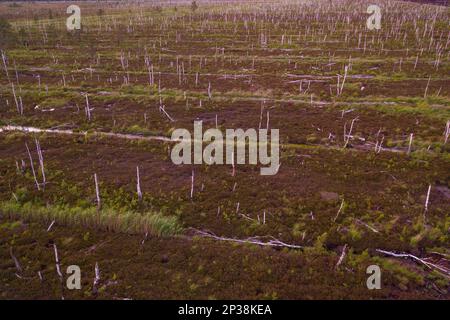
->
444 121 450 144
343 118 358 148
47 220 55 232
1 50 10 81
376 249 450 279
335 244 348 269
193 229 303 249
35 138 46 188
10 247 22 274
407 133 414 155
25 142 40 191
424 184 431 214
354 218 379 233
190 169 194 200
94 173 101 210
53 243 63 281
136 166 142 201
93 262 100 294
159 104 175 122
333 199 345 222
141 232 149 246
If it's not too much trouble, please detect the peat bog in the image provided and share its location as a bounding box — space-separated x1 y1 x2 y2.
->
0 0 449 299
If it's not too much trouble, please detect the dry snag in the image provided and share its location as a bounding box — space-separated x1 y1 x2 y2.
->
25 142 40 191
94 173 101 210
136 166 142 201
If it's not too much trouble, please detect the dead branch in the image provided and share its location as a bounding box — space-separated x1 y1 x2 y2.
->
94 173 101 210
190 169 194 200
343 117 358 148
47 220 55 232
444 121 449 144
333 199 345 222
10 247 22 274
93 262 100 294
354 218 379 233
376 249 450 279
192 229 303 249
53 243 63 281
25 142 40 191
335 244 348 269
136 166 142 201
424 184 431 214
35 138 46 188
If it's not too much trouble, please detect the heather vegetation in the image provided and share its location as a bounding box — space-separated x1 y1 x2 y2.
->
0 0 448 299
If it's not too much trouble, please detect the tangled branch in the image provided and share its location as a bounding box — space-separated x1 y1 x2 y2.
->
376 249 450 279
192 229 303 249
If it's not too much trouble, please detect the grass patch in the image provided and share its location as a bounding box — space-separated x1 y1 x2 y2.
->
0 200 182 237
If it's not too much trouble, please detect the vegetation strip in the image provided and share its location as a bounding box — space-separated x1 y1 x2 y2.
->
0 200 182 237
0 125 413 154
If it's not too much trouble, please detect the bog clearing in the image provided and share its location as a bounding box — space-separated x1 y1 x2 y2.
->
0 0 449 299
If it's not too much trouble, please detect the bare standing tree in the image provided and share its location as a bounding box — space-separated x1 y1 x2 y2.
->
25 142 40 191
94 173 101 210
136 166 142 201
